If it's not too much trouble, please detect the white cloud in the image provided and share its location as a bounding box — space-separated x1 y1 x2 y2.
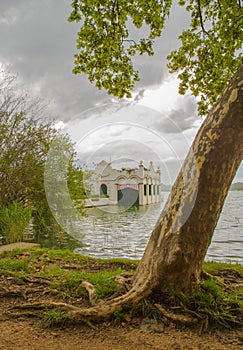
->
138 77 181 112
63 103 195 183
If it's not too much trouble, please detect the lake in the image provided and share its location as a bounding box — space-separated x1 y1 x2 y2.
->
22 191 243 264
72 191 243 264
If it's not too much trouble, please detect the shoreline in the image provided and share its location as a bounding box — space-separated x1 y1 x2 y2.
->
0 246 242 350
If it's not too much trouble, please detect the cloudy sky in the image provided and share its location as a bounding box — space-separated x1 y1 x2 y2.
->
0 0 242 184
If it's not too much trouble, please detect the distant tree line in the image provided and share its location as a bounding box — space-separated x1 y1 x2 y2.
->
230 183 243 191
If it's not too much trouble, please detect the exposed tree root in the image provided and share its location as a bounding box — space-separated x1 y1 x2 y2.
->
155 303 198 326
12 280 152 322
115 273 133 293
201 271 213 280
22 276 51 285
81 281 96 306
76 318 98 330
199 316 209 335
0 288 24 298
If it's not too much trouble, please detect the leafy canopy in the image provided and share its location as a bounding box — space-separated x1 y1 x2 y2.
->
69 0 243 115
68 0 172 98
168 0 243 115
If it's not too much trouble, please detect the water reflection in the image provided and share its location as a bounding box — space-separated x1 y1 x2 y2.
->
74 203 162 259
22 222 81 251
206 191 243 263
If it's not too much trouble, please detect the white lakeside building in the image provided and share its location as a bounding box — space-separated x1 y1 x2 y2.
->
85 160 161 206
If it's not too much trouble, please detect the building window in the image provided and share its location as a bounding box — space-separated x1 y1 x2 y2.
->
100 184 107 196
157 185 160 195
144 184 147 196
153 185 156 195
149 184 152 196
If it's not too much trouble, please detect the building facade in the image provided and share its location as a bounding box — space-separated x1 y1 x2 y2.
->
86 160 161 206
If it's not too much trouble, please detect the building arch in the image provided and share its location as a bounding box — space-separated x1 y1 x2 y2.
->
100 183 107 196
116 176 128 184
129 176 141 184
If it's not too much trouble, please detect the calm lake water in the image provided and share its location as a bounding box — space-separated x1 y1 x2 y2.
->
22 191 243 264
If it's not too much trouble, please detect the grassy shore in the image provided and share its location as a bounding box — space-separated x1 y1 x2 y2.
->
0 247 242 331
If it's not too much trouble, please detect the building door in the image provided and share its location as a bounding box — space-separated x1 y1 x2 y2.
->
100 184 107 196
118 187 139 206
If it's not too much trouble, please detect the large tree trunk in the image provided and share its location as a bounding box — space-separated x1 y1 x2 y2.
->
133 64 243 295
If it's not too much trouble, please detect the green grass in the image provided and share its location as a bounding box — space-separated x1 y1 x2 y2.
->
202 278 223 299
98 257 139 268
46 249 89 263
0 247 139 266
225 290 243 309
38 266 66 279
193 273 243 328
203 261 243 274
111 311 128 325
0 248 136 301
42 308 70 328
0 257 30 273
39 267 124 299
80 269 123 298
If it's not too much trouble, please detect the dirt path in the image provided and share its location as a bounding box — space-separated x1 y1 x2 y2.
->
0 242 40 253
0 318 242 350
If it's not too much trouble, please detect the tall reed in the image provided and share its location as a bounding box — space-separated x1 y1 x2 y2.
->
0 203 32 244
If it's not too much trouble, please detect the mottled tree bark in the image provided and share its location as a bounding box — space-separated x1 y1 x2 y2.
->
133 64 243 295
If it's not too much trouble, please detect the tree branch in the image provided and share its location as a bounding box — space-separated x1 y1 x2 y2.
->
217 0 222 11
122 39 137 45
197 0 209 36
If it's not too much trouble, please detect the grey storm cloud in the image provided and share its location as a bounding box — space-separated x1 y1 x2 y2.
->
77 139 164 168
77 138 183 185
153 95 198 134
0 0 190 123
0 0 110 121
129 3 191 88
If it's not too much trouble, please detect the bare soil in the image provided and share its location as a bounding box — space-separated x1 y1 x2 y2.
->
0 317 242 350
